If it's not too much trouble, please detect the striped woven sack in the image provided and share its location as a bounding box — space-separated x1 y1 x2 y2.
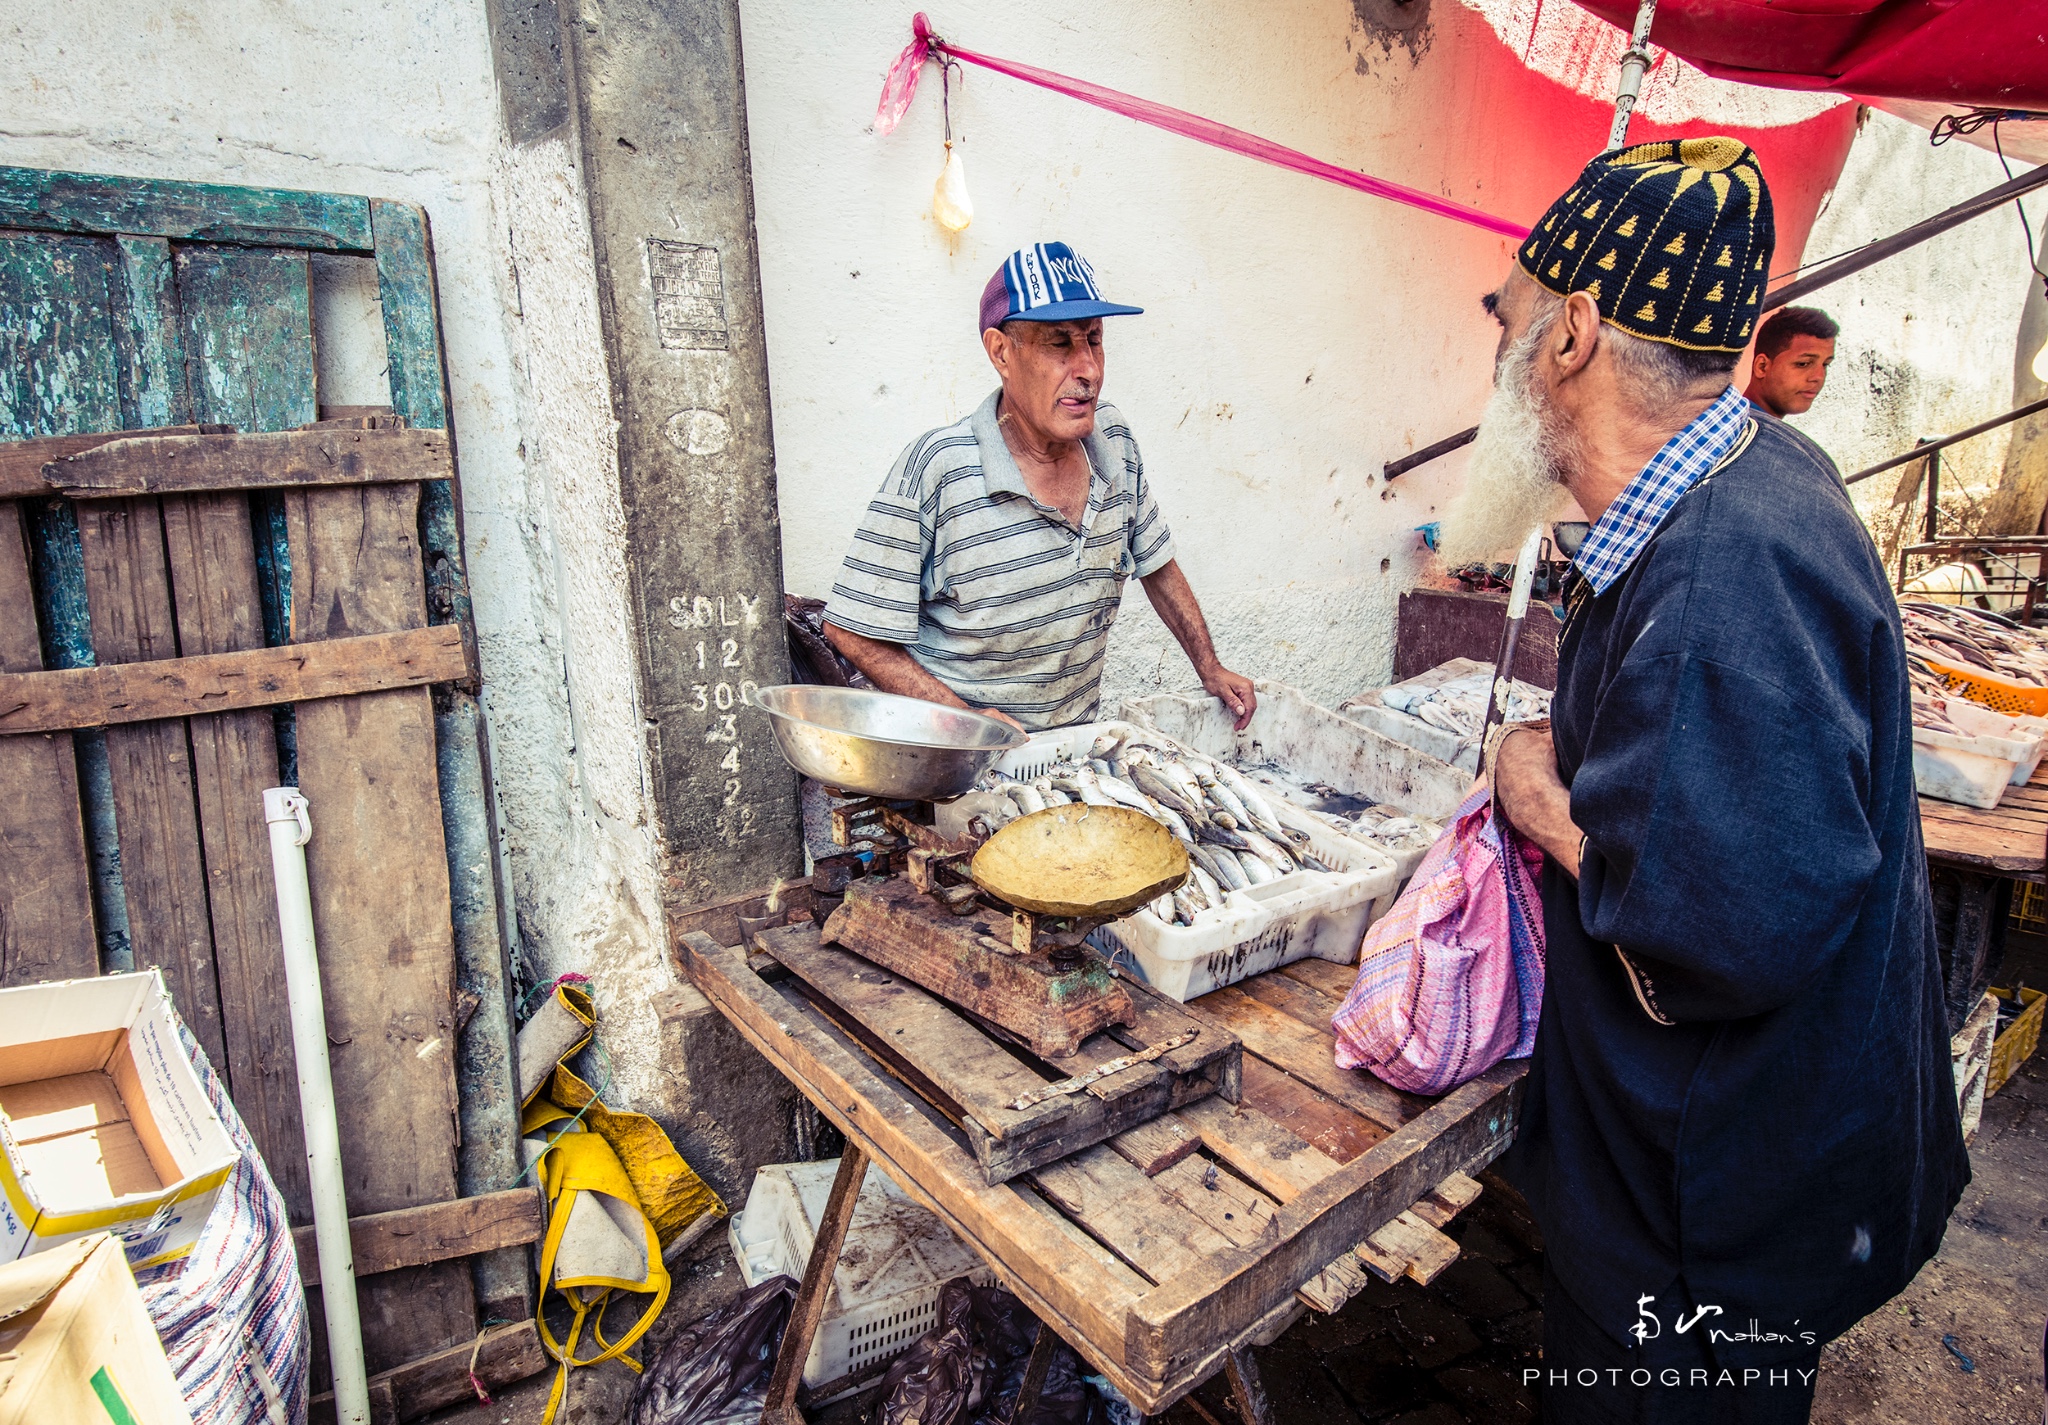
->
136 1020 309 1425
1331 784 1546 1095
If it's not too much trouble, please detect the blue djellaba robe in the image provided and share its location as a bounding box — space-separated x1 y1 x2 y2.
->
1500 412 1970 1361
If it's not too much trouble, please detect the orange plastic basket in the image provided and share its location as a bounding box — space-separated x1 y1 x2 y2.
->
1921 656 2048 717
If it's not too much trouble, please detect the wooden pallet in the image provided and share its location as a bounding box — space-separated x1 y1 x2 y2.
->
759 923 1239 1184
681 931 1524 1414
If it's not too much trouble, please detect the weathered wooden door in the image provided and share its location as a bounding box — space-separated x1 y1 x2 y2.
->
0 167 527 1386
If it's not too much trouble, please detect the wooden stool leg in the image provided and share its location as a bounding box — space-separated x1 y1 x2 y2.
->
1009 1321 1061 1422
1224 1346 1273 1425
762 1145 869 1424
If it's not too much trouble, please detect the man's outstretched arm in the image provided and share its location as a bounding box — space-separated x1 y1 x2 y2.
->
823 622 1028 733
1140 558 1257 730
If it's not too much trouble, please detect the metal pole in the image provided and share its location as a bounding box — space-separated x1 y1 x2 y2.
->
1607 0 1659 151
1844 393 2048 485
1481 527 1548 755
1924 446 1942 542
263 787 369 1425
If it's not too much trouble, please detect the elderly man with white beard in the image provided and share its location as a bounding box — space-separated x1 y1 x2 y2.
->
1438 140 1966 1425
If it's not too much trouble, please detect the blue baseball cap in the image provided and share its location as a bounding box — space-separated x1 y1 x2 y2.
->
979 242 1143 332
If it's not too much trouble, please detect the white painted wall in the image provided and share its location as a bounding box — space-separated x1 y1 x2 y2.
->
0 1 676 1108
1791 112 2043 548
736 0 1889 714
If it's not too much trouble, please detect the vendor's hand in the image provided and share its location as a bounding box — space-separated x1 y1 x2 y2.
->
979 707 1028 736
1203 667 1258 731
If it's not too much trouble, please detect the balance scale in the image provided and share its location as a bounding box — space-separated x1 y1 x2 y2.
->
815 795 1187 1059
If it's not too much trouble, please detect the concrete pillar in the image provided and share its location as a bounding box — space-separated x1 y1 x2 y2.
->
558 0 804 909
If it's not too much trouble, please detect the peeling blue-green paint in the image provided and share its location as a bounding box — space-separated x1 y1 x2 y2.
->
0 166 374 253
2 170 524 1320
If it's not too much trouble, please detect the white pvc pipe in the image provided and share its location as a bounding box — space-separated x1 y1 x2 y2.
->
1607 0 1658 150
263 787 370 1425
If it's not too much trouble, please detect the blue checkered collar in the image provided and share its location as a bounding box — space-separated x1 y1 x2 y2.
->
1573 384 1751 595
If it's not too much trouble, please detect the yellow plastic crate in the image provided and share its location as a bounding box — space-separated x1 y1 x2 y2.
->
1988 986 2045 1098
1924 656 2048 717
2015 882 2047 934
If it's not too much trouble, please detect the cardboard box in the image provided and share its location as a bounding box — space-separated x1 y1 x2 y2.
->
0 1231 192 1424
0 973 237 1270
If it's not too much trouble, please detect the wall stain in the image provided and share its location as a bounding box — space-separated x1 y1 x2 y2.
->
1350 0 1433 74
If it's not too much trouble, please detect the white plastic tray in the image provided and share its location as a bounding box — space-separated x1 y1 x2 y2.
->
940 715 1402 1001
729 1158 991 1390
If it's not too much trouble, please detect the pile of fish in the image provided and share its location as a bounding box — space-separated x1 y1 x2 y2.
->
1902 601 2048 690
1236 767 1436 858
1380 669 1552 749
976 722 1341 928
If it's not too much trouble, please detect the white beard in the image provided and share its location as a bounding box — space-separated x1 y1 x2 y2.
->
1436 332 1573 568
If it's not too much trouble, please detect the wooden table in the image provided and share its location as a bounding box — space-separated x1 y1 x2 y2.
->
678 929 1524 1423
1919 762 2048 1030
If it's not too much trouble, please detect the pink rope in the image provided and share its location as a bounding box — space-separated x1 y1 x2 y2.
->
873 13 1529 242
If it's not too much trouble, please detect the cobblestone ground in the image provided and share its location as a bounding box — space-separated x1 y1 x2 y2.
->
1151 1177 1546 1425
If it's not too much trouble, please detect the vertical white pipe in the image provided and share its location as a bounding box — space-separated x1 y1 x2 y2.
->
1607 0 1659 150
263 787 370 1425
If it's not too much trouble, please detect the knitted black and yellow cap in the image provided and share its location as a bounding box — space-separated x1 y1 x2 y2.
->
1516 137 1776 354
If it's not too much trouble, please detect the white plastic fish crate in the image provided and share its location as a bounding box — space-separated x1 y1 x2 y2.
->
728 1158 992 1390
939 714 1404 1001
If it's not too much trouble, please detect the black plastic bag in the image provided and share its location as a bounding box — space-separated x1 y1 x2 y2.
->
877 1279 1113 1425
631 1274 796 1425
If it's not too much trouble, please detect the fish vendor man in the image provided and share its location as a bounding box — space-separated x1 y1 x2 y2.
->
822 242 1257 734
1440 140 1967 1423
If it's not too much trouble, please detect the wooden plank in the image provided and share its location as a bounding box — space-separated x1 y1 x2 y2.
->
1152 1155 1281 1248
292 1187 545 1286
766 1147 868 1416
0 625 473 733
1238 1056 1388 1164
1029 1145 1238 1285
1410 1171 1483 1229
47 425 451 498
0 502 98 984
1296 1251 1374 1313
0 231 124 985
669 877 820 948
159 485 310 1219
1174 1096 1342 1205
285 477 472 1369
75 494 228 1071
676 933 1144 1383
1274 958 1358 1000
309 1320 547 1425
169 239 326 1233
1110 1116 1201 1176
0 425 222 498
1356 1211 1461 1286
1018 1185 1152 1297
370 200 449 432
1126 1060 1526 1384
1231 966 1346 1033
1191 985 1423 1129
763 926 1053 1134
0 164 374 252
763 923 1229 1183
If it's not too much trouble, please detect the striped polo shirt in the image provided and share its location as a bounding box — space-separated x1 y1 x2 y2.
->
823 390 1177 730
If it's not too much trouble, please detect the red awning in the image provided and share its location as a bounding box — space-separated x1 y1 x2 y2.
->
1571 1 2048 111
